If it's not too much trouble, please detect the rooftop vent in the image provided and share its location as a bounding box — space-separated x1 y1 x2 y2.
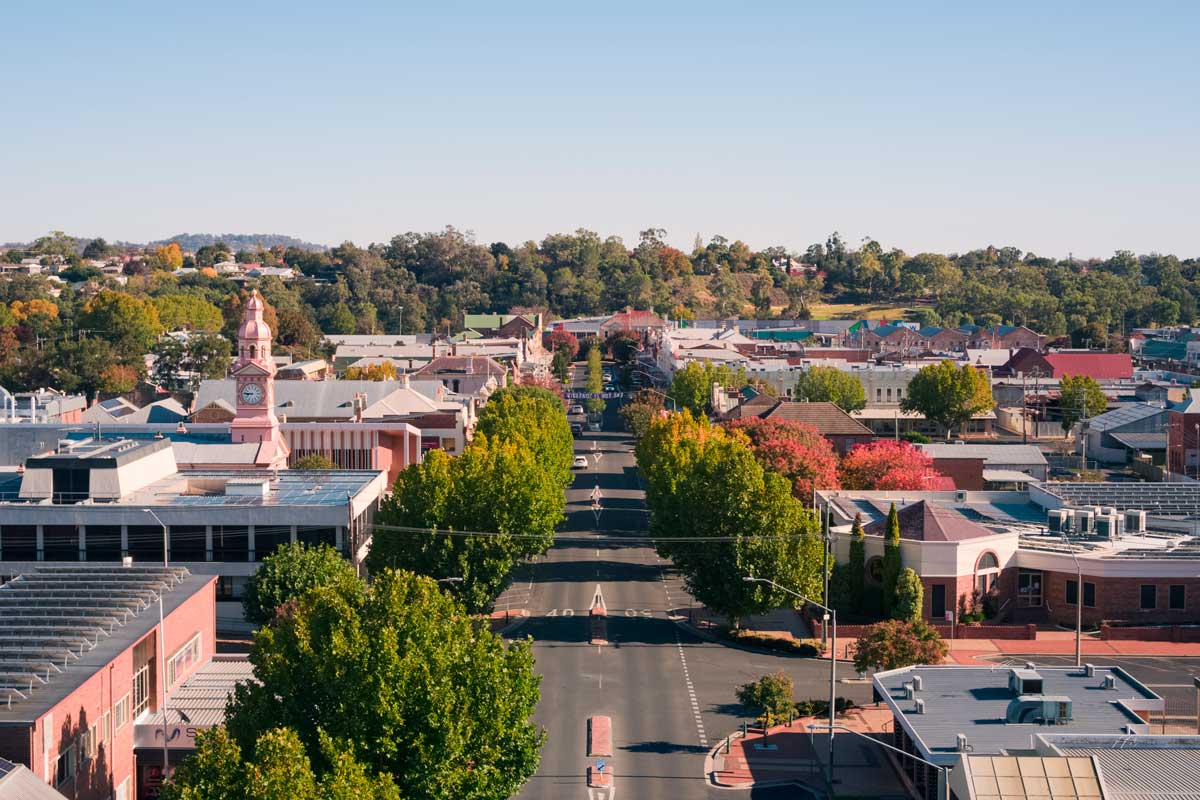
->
1006 696 1073 725
1009 668 1044 696
914 698 926 714
1084 664 1096 677
1102 674 1116 690
912 675 923 691
225 478 270 498
956 733 972 752
903 682 915 700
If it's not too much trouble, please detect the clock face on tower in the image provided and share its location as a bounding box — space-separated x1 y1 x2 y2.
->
240 383 264 406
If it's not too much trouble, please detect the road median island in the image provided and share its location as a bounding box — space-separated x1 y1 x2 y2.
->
587 715 613 757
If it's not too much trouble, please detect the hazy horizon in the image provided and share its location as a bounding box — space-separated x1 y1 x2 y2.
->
4 2 1197 259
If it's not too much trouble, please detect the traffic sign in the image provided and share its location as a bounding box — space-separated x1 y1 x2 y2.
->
596 760 606 774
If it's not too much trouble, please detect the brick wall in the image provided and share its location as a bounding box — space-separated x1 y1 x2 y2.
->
1100 625 1200 642
1041 570 1200 627
30 577 215 800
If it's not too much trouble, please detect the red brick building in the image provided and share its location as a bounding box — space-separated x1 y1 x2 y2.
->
1004 348 1133 381
0 565 216 800
822 484 1200 628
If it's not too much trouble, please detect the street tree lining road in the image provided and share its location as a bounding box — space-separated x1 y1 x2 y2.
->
513 369 875 800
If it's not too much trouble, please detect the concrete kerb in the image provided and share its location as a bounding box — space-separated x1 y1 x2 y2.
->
704 729 828 796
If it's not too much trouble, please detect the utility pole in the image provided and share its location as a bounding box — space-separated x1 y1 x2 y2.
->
821 504 830 648
1022 372 1028 445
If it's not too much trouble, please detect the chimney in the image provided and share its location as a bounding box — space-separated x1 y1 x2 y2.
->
399 372 410 389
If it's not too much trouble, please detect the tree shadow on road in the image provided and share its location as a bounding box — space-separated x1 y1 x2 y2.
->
531 559 664 584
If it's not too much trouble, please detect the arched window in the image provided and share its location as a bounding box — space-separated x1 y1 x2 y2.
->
976 552 1000 572
249 344 257 359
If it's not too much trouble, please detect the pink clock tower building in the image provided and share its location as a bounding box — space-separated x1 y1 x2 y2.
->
230 291 290 468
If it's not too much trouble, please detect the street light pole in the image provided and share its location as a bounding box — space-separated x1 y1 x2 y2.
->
143 508 170 783
744 576 837 785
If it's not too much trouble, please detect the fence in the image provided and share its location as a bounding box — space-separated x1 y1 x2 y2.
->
1149 687 1199 735
1100 624 1200 642
809 620 1037 641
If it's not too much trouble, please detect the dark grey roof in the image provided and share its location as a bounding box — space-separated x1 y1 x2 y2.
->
0 565 214 723
1107 432 1167 451
875 665 1160 760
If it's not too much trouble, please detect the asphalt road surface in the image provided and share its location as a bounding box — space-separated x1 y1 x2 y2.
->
513 378 874 800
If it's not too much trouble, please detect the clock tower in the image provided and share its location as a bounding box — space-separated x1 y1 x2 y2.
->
230 291 288 465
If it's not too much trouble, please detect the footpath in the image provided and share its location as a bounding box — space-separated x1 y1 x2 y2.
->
682 604 1200 664
706 706 907 797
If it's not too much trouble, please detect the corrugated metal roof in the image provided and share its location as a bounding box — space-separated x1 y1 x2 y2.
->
921 444 1048 466
0 756 68 798
1086 402 1166 432
1057 744 1200 799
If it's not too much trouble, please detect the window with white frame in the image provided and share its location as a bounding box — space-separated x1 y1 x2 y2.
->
167 633 202 687
132 666 150 717
114 694 130 730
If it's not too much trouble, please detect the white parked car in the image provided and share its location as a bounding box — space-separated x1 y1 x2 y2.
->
572 455 590 469
568 404 585 415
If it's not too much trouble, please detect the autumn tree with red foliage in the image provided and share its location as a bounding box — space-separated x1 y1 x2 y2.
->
543 329 580 360
726 418 840 500
838 439 943 490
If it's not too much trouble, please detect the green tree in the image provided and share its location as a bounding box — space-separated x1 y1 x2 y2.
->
151 334 231 391
619 391 664 439
852 619 948 672
900 360 994 440
1059 374 1108 432
794 366 866 412
894 568 924 622
242 542 358 625
848 513 866 614
152 294 225 331
78 290 163 358
476 384 574 490
881 503 901 619
667 360 748 417
585 342 605 415
368 433 564 613
637 412 825 626
551 347 571 382
735 671 795 727
161 726 401 800
225 570 543 800
82 237 113 260
327 302 356 335
293 453 335 470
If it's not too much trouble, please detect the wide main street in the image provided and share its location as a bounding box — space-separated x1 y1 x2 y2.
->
511 370 874 800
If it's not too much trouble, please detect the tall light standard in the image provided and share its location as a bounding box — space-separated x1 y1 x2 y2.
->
1064 538 1083 667
744 576 837 784
142 508 171 783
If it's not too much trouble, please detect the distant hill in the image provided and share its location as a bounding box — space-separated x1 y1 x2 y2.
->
149 233 328 252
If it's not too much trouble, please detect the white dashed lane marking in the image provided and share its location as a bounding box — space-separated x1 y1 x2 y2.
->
675 630 707 746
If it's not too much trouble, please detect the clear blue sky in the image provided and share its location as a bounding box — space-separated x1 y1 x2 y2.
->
3 1 1197 257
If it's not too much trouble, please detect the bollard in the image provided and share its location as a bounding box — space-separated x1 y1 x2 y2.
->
788 709 794 728
724 736 730 754
742 721 748 738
